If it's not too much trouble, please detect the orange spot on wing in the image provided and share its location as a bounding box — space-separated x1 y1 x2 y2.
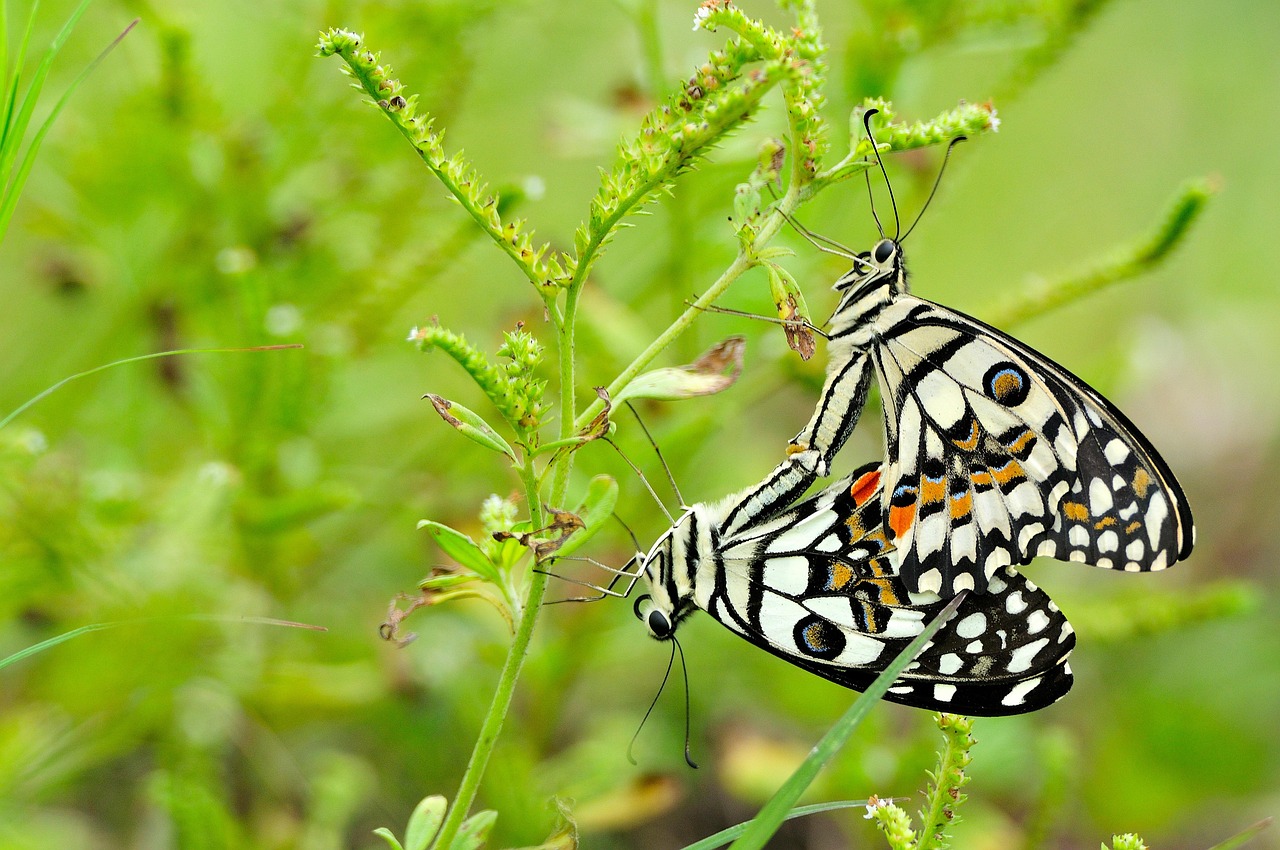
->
1132 468 1152 498
828 562 854 591
1063 501 1089 521
1125 520 1142 534
888 502 917 539
971 470 993 488
920 475 947 505
1094 516 1116 529
864 576 901 606
992 372 1021 401
952 419 981 451
1005 428 1036 455
991 459 1026 486
849 469 881 506
949 490 973 520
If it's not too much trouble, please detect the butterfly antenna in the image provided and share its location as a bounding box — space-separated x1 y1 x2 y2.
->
628 640 677 766
775 206 864 264
605 437 675 524
901 135 967 242
674 634 698 769
864 169 884 239
626 402 684 508
862 108 900 240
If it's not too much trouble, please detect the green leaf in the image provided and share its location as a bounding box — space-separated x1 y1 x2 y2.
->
424 395 518 461
614 337 745 404
680 801 869 850
417 521 502 585
726 592 969 850
404 795 448 850
555 475 619 560
449 809 497 850
372 828 406 850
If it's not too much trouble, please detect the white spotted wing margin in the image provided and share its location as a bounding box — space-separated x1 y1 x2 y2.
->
785 238 1195 599
706 462 1075 715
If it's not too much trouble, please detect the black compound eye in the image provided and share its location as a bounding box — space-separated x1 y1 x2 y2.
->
873 239 896 264
647 609 672 638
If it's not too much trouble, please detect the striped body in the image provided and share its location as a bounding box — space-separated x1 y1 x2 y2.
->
783 239 1195 597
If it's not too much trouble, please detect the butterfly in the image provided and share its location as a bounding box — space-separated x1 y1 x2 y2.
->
781 235 1196 598
631 458 1076 715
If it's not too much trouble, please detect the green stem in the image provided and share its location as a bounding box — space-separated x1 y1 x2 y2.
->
549 285 581 505
916 714 975 850
433 459 549 850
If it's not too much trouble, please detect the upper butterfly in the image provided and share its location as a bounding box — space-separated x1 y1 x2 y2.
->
783 236 1196 598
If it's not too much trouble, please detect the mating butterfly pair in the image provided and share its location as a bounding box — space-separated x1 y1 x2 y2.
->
627 232 1194 716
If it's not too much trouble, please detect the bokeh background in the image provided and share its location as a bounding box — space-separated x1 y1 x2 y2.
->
1 1 1277 848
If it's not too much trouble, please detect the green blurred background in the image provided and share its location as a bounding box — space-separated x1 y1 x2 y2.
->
1 1 1277 848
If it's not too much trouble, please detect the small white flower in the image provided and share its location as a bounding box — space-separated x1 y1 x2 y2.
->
864 795 886 819
407 326 420 342
692 2 715 30
988 109 1001 132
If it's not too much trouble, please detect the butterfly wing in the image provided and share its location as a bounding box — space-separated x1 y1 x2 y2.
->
875 297 1195 597
708 463 1075 715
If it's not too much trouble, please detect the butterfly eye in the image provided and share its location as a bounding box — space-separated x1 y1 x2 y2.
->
873 239 896 264
634 594 674 639
647 609 673 639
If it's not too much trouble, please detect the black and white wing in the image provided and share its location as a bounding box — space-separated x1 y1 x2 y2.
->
874 297 1195 598
707 462 1075 716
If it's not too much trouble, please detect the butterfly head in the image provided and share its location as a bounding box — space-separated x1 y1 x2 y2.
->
633 513 697 641
828 238 909 328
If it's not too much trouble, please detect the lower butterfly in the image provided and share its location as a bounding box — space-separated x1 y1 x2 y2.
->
627 458 1075 715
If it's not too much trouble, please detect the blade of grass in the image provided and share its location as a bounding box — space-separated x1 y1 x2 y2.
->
1 1 9 120
0 0 41 150
1 616 327 671
1205 818 1272 850
0 0 91 179
0 15 136 238
726 592 969 850
681 800 880 850
0 344 302 430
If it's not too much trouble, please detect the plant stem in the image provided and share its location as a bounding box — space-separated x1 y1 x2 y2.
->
433 459 549 850
549 284 582 506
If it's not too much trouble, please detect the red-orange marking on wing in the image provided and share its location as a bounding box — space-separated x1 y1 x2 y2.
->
888 502 917 539
849 469 882 507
